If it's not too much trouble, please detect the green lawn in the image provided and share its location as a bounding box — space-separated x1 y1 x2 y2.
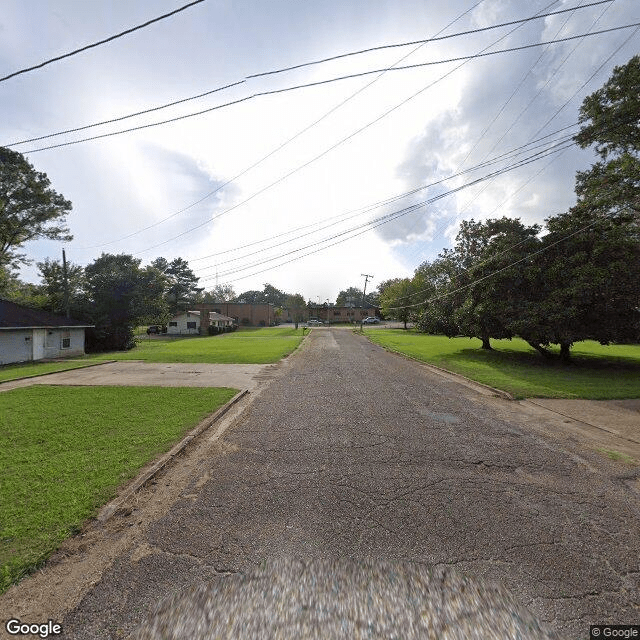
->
0 385 238 593
86 327 305 364
363 330 640 399
0 360 106 383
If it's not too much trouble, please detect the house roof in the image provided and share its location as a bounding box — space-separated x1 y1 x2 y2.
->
0 299 93 329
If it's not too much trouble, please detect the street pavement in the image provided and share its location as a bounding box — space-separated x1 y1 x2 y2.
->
3 329 639 639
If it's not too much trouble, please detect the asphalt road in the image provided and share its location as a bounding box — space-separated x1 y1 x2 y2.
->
37 329 640 638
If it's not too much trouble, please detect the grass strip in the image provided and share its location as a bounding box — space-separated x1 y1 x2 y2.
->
0 360 105 383
85 327 305 364
0 385 238 593
363 330 640 399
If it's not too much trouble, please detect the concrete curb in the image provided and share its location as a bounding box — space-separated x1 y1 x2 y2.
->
357 333 514 401
0 359 116 388
97 389 249 523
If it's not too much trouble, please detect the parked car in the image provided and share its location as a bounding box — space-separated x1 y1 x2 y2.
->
146 325 167 334
307 319 324 326
362 317 380 324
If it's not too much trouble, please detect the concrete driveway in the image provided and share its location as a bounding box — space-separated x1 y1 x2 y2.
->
1 330 638 639
0 361 276 392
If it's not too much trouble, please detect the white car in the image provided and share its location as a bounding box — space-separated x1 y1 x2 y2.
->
362 317 380 324
307 319 324 326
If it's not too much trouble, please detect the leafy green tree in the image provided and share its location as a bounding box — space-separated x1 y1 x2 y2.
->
285 293 306 328
203 283 236 302
451 217 541 349
514 56 640 360
379 278 415 329
37 257 86 316
0 264 48 308
0 147 72 268
335 286 364 307
151 257 202 314
414 252 461 337
84 254 168 351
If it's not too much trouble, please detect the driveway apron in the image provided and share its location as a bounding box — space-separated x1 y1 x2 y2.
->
54 329 640 638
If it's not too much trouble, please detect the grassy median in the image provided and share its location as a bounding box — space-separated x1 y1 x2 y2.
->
363 330 640 399
0 385 238 593
87 327 305 364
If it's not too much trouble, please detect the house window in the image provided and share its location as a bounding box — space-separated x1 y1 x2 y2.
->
169 322 178 327
334 311 341 316
61 331 71 349
187 321 197 329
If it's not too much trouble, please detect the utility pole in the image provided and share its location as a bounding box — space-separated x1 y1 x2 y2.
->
62 248 70 318
360 273 373 329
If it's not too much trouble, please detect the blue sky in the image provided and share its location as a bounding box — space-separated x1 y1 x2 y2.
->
1 0 638 301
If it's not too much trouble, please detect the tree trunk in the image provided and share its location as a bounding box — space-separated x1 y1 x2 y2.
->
403 319 407 330
481 337 492 350
527 340 552 358
560 342 571 362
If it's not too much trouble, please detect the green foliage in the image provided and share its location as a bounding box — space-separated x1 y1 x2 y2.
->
84 253 169 352
364 330 640 399
0 385 237 592
151 256 202 314
203 283 236 302
0 148 72 268
379 278 415 329
335 286 364 307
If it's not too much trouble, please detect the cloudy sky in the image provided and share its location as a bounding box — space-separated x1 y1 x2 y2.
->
1 0 638 302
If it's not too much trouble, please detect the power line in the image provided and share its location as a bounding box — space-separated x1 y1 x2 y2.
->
72 0 485 251
201 139 576 284
201 105 635 285
192 127 580 274
0 0 206 83
96 3 581 257
6 0 609 148
19 22 640 155
247 0 614 80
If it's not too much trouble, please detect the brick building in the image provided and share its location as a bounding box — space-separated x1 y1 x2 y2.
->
193 303 275 332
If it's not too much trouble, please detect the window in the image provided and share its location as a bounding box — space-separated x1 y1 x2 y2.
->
187 321 197 329
169 322 178 327
61 331 71 349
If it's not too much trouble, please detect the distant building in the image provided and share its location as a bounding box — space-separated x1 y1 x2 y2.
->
167 310 235 335
0 299 92 365
193 303 276 331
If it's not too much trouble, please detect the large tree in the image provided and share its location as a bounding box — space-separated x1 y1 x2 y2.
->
450 217 541 350
516 56 640 360
203 283 236 302
379 278 415 329
151 256 202 314
0 147 72 268
84 254 168 352
37 257 85 316
335 286 365 307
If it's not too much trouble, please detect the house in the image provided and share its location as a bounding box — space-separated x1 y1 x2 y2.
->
167 311 202 335
192 303 276 331
0 299 93 365
167 310 236 335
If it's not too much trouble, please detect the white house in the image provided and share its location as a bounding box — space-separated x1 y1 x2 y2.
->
167 310 236 335
167 311 202 335
0 299 93 365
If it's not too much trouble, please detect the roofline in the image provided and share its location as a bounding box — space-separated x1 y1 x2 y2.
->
0 325 94 330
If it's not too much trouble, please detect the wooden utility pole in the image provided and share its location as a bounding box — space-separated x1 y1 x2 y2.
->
62 248 70 318
360 274 373 329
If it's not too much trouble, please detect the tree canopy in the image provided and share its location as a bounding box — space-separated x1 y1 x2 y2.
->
0 147 72 268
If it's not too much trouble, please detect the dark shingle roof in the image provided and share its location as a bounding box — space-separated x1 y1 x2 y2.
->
0 299 92 329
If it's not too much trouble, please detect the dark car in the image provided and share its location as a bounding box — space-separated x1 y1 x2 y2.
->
146 325 167 334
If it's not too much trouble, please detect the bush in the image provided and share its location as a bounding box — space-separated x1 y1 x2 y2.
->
208 326 220 336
